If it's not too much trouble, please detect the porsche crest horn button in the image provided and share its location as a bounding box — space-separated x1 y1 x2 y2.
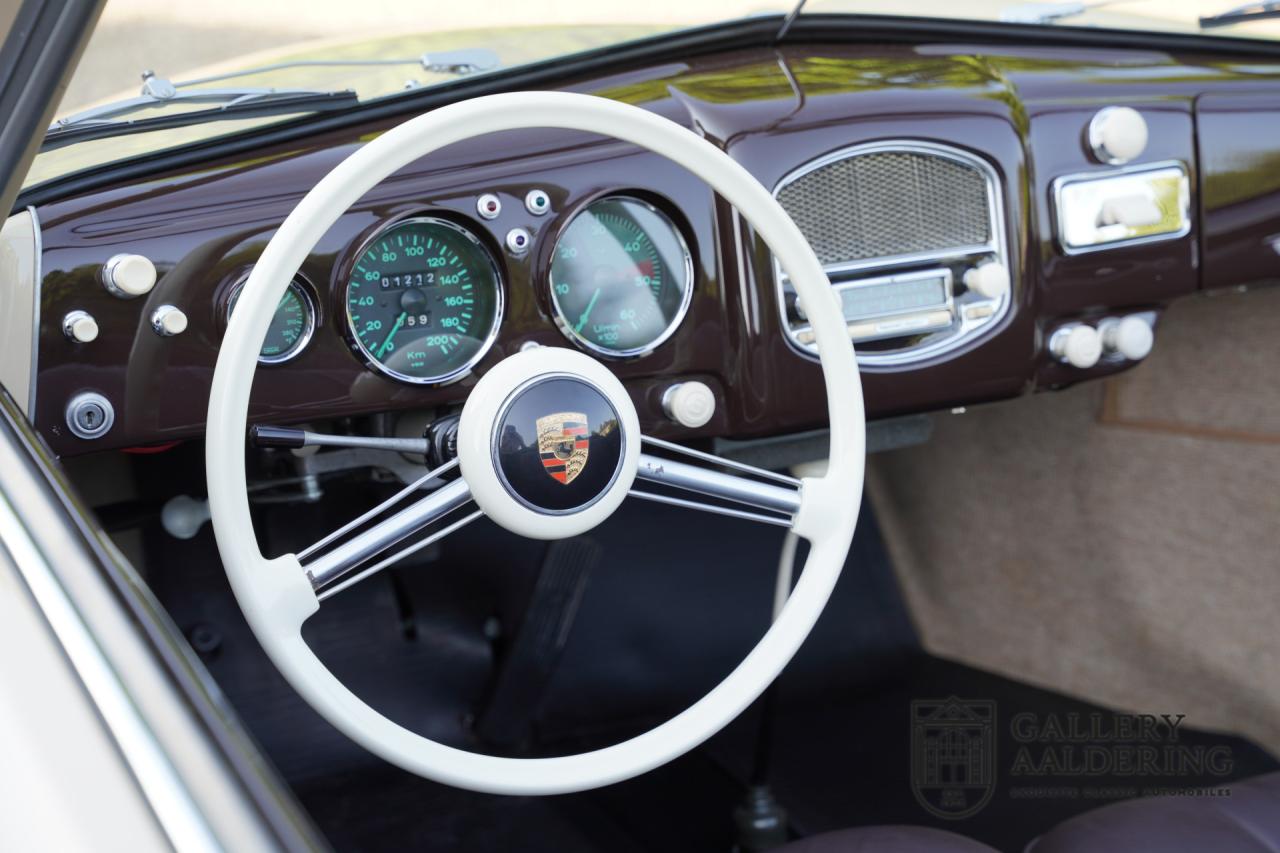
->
493 376 624 514
537 412 589 484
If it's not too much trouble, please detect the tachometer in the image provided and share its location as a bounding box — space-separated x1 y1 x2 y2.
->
548 196 693 357
345 217 503 384
227 276 316 364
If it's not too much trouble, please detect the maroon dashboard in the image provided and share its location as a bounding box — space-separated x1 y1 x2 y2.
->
27 39 1280 457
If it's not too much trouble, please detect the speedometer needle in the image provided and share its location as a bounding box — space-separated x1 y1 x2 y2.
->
376 312 407 358
574 288 601 334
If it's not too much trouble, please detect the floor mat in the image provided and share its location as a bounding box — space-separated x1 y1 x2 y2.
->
706 654 1279 853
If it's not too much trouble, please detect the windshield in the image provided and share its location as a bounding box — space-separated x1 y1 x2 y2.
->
26 0 1280 192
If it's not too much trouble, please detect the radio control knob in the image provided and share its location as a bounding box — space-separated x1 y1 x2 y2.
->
1100 315 1153 361
962 262 1010 300
150 304 188 337
101 253 157 298
662 381 715 429
1088 106 1148 165
1050 324 1102 369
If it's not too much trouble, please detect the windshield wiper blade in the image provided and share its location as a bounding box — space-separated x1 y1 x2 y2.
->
1200 1 1280 28
44 75 359 151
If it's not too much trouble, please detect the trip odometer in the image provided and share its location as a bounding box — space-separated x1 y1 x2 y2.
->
345 217 503 384
549 196 693 357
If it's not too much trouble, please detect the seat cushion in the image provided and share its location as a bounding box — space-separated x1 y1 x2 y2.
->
1029 772 1280 852
775 825 998 852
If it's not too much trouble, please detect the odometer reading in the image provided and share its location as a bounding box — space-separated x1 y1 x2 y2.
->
345 217 502 384
549 196 693 356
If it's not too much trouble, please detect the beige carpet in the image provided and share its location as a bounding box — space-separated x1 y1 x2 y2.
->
868 285 1280 755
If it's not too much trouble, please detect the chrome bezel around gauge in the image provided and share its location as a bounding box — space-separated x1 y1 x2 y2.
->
226 273 317 365
343 215 505 386
547 194 695 360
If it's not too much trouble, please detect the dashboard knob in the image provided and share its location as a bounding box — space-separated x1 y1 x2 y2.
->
62 310 99 343
1100 315 1154 361
962 262 1010 299
662 380 716 429
1087 106 1148 165
150 304 188 337
161 494 211 540
1050 324 1102 369
101 253 157 298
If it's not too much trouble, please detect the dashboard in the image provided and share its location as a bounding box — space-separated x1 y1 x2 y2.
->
14 40 1280 457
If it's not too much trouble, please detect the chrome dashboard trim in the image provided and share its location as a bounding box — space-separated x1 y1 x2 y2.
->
771 140 1011 369
0 489 221 853
1051 160 1191 256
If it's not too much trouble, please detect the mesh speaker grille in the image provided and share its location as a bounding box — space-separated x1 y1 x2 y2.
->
776 148 992 266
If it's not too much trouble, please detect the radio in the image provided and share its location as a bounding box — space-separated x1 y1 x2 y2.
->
774 141 1011 366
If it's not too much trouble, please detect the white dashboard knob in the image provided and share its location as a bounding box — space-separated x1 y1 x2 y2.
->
662 380 716 429
1088 106 1148 165
62 310 99 343
161 494 211 540
151 304 188 337
1101 315 1153 361
963 262 1010 299
102 253 157 297
1050 324 1102 369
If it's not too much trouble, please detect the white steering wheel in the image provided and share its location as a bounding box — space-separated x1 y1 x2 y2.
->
206 92 865 795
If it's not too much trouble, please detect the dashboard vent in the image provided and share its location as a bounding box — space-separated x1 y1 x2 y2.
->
776 145 992 266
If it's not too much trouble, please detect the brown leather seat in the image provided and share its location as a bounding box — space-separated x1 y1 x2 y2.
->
1029 771 1280 852
775 825 998 852
775 772 1280 853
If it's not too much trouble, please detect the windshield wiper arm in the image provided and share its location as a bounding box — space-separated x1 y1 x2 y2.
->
177 48 500 88
44 74 359 151
999 0 1127 24
42 47 498 152
1200 1 1280 28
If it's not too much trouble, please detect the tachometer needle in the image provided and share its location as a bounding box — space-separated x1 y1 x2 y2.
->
376 312 407 358
574 288 601 334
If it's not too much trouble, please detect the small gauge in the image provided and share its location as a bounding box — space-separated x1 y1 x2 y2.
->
227 277 316 364
548 195 693 357
344 217 503 384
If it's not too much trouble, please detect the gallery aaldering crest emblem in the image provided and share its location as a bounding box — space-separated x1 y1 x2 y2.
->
536 412 589 485
911 697 997 820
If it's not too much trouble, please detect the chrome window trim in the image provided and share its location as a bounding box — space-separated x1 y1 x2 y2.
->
771 140 1012 369
29 206 41 418
0 490 221 853
0 207 42 417
1051 160 1192 255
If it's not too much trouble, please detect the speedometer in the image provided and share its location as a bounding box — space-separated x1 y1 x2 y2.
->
548 196 693 357
345 217 503 384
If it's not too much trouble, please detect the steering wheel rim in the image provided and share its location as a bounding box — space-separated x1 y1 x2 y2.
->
206 91 866 795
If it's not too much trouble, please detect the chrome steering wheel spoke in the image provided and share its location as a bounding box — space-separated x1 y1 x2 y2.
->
632 435 802 528
298 459 478 599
